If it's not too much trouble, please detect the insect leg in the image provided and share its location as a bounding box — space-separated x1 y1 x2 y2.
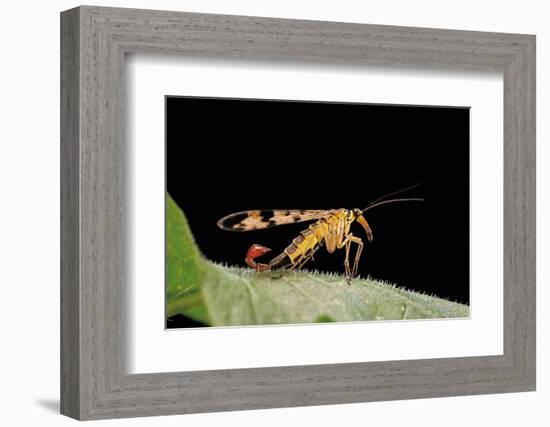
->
336 232 353 276
338 233 363 277
349 236 364 277
291 246 320 271
290 253 312 270
344 238 352 277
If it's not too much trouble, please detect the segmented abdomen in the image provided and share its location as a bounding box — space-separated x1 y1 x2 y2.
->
268 216 336 269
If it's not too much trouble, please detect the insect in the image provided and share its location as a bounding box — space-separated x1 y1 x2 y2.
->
216 185 423 278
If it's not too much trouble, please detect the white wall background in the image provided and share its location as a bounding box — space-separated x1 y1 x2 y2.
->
0 1 546 425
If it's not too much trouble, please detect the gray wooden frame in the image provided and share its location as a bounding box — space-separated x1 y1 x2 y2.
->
60 5 536 420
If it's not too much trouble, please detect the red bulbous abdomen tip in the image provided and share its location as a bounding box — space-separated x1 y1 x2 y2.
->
246 244 271 260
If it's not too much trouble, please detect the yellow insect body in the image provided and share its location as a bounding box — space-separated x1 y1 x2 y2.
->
285 221 327 263
216 186 421 277
283 209 366 273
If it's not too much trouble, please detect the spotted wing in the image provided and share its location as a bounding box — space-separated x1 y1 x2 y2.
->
216 210 330 232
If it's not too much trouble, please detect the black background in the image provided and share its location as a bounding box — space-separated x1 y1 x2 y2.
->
166 96 470 306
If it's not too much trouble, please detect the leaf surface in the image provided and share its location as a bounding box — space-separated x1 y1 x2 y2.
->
166 195 469 327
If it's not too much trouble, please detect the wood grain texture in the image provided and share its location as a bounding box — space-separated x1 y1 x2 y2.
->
60 5 536 420
60 7 80 419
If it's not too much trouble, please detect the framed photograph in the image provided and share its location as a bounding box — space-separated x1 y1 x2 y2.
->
165 96 468 329
61 6 535 420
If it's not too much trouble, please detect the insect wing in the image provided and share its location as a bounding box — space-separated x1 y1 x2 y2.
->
217 209 329 232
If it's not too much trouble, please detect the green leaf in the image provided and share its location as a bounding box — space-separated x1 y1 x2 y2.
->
199 265 468 326
166 195 469 327
165 195 209 324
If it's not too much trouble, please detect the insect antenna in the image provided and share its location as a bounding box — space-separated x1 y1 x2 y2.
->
362 197 424 214
362 183 423 213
